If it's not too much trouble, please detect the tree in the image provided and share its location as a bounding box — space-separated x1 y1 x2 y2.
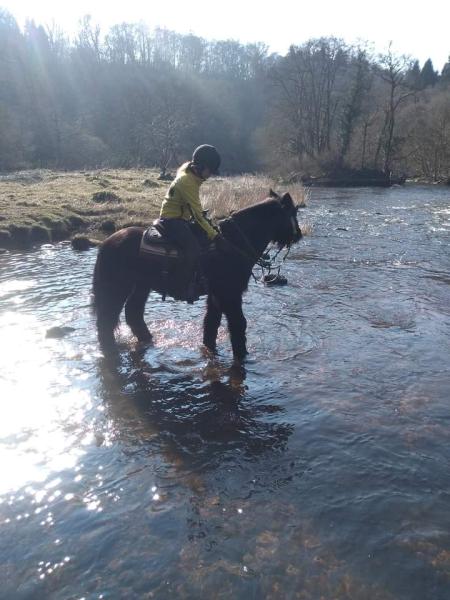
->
75 15 102 62
374 46 415 174
405 59 421 89
0 16 448 180
401 91 450 180
441 56 450 84
420 58 439 88
338 48 372 165
268 38 349 169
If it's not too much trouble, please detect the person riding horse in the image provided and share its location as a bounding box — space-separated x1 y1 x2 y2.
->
159 145 227 302
93 180 302 360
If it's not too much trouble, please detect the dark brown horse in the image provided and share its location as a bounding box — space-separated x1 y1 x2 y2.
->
92 190 302 361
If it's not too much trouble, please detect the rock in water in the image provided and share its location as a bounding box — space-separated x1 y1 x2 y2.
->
262 274 288 286
71 235 100 250
46 326 76 339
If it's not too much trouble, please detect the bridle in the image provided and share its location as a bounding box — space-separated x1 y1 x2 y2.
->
290 213 300 238
220 206 300 283
223 216 263 265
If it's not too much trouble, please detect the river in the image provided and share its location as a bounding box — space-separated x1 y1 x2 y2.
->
1 185 449 599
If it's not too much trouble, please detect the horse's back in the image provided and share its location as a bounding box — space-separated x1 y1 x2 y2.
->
102 226 145 250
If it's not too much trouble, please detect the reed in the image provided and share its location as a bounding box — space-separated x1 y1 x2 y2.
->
202 174 311 234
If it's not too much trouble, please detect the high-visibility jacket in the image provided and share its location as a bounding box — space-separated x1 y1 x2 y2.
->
159 163 218 240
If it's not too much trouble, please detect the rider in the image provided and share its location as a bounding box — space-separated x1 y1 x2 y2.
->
159 144 221 301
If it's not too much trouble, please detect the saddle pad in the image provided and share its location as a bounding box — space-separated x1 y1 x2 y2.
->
139 227 179 259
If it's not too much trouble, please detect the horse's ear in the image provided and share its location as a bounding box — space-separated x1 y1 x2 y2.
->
269 189 279 199
280 192 293 208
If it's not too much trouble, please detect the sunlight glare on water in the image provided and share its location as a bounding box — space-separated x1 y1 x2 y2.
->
0 311 89 495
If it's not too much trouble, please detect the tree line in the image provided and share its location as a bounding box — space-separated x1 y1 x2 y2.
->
1 9 449 180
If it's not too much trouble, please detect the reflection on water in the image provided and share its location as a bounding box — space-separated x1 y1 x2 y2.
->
1 186 450 599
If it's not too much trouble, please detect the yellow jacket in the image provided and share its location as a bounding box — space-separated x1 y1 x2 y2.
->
159 163 218 240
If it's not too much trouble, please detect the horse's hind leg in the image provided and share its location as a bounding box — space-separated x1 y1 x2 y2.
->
203 294 222 352
96 285 131 350
125 281 152 342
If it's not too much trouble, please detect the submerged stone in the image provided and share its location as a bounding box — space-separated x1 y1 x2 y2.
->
71 235 100 250
45 326 76 339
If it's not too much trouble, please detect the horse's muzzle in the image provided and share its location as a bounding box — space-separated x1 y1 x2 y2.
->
290 216 302 243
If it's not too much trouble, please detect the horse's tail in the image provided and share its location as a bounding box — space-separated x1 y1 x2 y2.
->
92 241 124 337
91 246 106 316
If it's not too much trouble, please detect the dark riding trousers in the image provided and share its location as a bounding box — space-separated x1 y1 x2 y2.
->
159 218 201 285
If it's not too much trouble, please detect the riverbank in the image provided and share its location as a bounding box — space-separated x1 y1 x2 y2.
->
0 169 306 250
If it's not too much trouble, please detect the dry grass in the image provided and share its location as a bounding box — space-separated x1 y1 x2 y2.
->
202 174 312 236
0 168 164 248
202 174 306 218
0 169 311 249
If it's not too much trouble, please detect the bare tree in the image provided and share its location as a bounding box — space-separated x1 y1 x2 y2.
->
338 48 372 165
374 45 415 174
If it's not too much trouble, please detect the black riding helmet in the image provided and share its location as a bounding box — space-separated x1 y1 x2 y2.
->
191 144 221 175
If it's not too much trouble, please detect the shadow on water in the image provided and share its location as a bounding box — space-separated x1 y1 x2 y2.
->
94 350 434 600
97 347 294 473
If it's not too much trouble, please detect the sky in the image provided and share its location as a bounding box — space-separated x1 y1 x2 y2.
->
2 0 449 70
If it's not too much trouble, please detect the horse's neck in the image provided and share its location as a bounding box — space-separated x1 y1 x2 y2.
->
232 208 273 259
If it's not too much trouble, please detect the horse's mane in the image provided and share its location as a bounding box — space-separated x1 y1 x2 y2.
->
219 197 280 225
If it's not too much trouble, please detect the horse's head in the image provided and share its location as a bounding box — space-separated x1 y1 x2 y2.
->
268 189 303 248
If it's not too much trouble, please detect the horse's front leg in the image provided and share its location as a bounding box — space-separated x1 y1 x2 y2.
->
203 294 222 352
222 295 248 361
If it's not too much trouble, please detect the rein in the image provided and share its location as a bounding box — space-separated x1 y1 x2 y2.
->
253 244 292 284
224 216 264 265
221 215 292 283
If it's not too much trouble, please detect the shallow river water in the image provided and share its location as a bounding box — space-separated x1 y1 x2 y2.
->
1 185 450 599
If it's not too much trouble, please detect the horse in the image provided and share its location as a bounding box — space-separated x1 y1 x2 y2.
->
92 189 302 361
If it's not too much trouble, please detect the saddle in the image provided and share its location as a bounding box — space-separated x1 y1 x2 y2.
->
139 220 209 302
139 220 180 260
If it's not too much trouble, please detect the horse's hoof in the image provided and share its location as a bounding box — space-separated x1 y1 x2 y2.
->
137 333 153 343
229 361 246 379
98 335 117 353
136 336 153 349
201 344 217 358
232 352 248 365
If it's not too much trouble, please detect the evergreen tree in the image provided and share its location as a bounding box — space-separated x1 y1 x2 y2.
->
405 60 421 89
420 58 438 88
441 56 450 84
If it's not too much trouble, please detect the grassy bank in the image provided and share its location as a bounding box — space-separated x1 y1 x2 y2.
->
0 169 306 249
